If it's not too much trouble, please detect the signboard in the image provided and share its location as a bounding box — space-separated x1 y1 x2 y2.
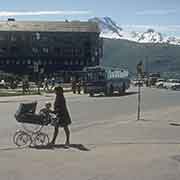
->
136 61 143 76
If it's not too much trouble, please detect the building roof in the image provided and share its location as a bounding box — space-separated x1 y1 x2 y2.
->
0 21 100 33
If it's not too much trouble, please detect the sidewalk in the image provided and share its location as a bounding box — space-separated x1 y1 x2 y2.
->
0 91 74 103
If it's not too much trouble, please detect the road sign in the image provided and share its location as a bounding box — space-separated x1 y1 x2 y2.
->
136 61 143 76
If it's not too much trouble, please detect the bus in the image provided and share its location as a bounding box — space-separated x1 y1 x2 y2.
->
83 66 130 96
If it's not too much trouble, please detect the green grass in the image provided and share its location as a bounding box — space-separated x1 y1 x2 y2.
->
0 92 41 97
0 88 72 97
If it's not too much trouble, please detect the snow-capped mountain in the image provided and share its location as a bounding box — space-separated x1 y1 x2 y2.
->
89 17 180 45
89 17 122 37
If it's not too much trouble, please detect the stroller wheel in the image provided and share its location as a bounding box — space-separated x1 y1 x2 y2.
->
13 130 24 145
14 131 32 147
33 132 49 146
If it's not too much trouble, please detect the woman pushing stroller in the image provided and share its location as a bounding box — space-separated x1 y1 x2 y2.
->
48 86 72 146
13 86 71 147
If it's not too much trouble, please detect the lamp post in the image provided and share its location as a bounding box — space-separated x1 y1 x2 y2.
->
33 62 40 94
136 61 143 121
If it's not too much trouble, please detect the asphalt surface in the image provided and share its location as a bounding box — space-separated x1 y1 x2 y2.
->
1 87 180 180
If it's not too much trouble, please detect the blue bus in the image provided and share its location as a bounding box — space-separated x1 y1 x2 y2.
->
83 66 130 96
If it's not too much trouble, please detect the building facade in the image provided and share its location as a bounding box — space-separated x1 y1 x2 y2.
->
0 20 103 81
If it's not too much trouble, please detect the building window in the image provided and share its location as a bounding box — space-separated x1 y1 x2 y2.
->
27 59 31 65
69 60 73 65
80 60 84 65
11 60 14 64
43 61 47 65
49 60 52 64
36 32 41 40
21 35 26 41
54 47 61 55
32 47 38 53
10 46 18 53
0 48 6 54
10 35 17 41
32 32 41 41
64 60 68 65
0 35 6 41
75 60 79 65
91 56 96 62
38 59 42 65
95 49 98 56
42 47 49 53
74 48 82 56
41 35 49 41
6 60 10 64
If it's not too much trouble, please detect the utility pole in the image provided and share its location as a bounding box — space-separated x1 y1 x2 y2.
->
136 61 143 121
33 62 40 94
137 74 141 120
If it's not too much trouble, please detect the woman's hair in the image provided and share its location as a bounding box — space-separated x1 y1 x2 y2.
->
54 86 64 94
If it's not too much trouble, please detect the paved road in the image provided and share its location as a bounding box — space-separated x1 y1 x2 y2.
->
1 87 180 180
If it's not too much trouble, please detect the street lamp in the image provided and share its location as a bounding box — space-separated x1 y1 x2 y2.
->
33 62 41 94
136 61 143 121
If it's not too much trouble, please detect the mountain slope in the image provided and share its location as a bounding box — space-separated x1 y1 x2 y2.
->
102 38 180 74
89 17 180 45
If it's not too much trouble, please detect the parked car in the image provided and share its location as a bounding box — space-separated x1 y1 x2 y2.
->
171 84 180 91
163 79 180 89
0 79 8 89
155 79 166 88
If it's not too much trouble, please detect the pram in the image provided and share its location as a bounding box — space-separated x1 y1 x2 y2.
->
13 101 56 147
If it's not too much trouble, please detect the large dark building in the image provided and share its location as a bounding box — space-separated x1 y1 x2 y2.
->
0 19 102 81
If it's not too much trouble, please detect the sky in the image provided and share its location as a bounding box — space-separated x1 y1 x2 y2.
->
0 0 179 36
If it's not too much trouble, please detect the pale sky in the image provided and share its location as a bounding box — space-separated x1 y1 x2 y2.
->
0 0 179 36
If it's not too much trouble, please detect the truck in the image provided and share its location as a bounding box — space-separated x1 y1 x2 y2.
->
83 66 130 96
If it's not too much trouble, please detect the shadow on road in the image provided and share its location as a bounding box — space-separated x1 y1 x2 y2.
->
169 123 180 126
91 91 137 98
30 143 90 151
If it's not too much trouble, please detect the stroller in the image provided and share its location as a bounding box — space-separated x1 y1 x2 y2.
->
13 101 56 147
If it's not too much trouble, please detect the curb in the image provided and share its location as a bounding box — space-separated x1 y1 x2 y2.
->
0 89 73 103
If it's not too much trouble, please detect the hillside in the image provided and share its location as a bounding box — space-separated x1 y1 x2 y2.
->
102 38 180 74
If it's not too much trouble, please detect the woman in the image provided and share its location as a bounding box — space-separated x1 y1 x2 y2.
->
50 86 71 145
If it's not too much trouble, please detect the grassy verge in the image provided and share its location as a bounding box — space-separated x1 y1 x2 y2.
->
0 88 72 97
0 91 41 97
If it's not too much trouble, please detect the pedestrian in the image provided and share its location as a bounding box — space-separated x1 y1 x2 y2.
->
72 80 76 94
49 86 71 146
51 77 55 90
43 78 49 91
77 80 81 94
25 80 30 94
22 79 26 94
122 82 126 93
